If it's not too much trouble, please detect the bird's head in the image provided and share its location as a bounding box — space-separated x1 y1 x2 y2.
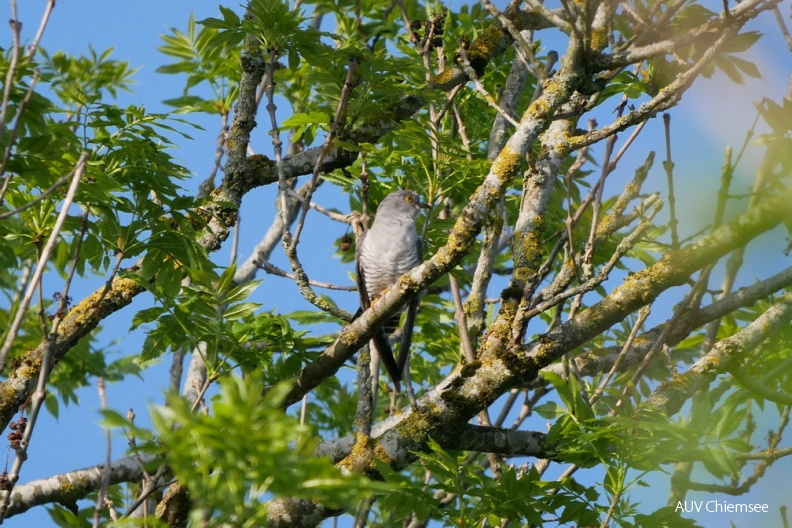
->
377 190 429 222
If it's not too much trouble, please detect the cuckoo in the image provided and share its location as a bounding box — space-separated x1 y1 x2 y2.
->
355 190 427 392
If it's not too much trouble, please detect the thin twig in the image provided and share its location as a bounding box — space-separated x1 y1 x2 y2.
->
533 152 655 302
197 112 229 198
8 261 33 322
687 406 791 495
608 118 647 168
354 345 374 437
580 133 617 277
189 373 219 414
524 0 574 33
599 485 624 528
577 85 643 283
0 153 88 373
433 84 464 126
0 172 88 520
122 466 170 519
264 50 289 237
282 234 355 321
450 275 476 363
662 114 679 250
25 0 56 59
481 0 546 81
290 57 360 249
493 389 521 427
229 215 240 266
0 2 22 143
258 260 357 291
773 5 792 52
354 496 377 528
275 59 360 321
618 273 711 409
0 147 80 220
687 147 733 348
457 46 520 128
234 175 307 284
0 70 41 200
564 118 596 259
463 195 504 340
255 70 271 109
525 200 660 321
392 0 420 46
730 369 792 405
700 94 786 354
569 20 749 152
92 379 112 528
283 186 353 224
34 245 47 340
86 248 126 324
588 307 650 406
300 395 308 426
619 0 687 50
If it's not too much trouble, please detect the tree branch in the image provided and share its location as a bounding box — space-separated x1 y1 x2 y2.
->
644 292 792 416
281 48 579 407
5 454 159 519
442 425 547 458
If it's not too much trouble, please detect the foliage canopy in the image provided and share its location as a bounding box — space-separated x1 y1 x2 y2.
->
1 0 792 526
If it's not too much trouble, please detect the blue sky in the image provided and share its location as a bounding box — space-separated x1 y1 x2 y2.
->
2 1 792 526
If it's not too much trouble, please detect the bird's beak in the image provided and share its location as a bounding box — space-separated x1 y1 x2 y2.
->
418 201 431 210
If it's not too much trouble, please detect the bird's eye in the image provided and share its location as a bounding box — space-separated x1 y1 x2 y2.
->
404 194 415 203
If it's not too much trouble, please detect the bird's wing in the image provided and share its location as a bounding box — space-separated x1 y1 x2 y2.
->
355 229 401 392
355 230 371 311
396 237 422 374
397 296 418 374
373 330 401 393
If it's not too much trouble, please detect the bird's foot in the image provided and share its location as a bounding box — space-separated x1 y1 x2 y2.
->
370 287 392 307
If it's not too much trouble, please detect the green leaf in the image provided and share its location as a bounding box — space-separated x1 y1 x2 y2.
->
130 306 166 331
721 31 761 54
730 55 762 79
534 401 564 419
222 279 261 305
215 263 238 296
223 301 260 319
98 409 132 429
198 16 238 30
152 375 380 525
715 56 744 84
218 5 241 27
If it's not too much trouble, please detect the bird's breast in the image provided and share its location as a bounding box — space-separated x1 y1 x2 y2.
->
360 226 421 296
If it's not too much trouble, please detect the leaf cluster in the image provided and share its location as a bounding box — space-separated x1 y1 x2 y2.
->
151 376 385 526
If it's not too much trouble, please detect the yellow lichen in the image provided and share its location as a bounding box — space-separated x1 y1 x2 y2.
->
341 433 378 474
428 68 459 90
491 147 523 185
591 27 608 51
462 26 506 77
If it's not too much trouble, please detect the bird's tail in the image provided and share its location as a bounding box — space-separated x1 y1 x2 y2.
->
371 328 401 393
352 307 402 392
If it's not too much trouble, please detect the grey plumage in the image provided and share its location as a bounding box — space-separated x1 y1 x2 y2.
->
355 190 426 391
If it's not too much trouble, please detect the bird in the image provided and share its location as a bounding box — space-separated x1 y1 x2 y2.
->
355 190 428 392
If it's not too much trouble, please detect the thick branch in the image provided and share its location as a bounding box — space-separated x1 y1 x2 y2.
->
341 185 792 486
0 276 143 432
644 292 792 416
442 425 547 458
0 11 547 437
282 55 579 407
5 454 158 518
592 0 775 70
233 7 558 197
538 264 792 386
